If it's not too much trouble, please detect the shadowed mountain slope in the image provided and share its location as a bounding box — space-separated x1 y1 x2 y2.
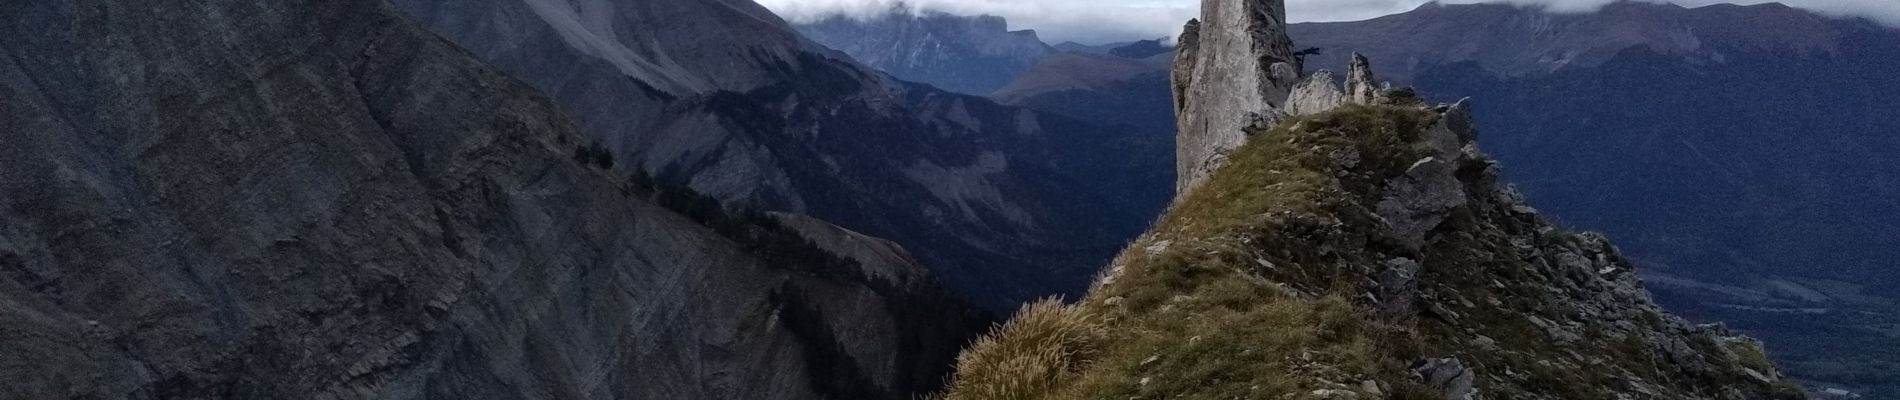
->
393 0 1171 311
0 0 981 398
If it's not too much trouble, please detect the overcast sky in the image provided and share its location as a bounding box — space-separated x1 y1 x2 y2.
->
757 0 1900 44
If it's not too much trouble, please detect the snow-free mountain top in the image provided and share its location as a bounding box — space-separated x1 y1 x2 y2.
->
1295 1 1852 82
935 1 1808 398
795 7 1054 95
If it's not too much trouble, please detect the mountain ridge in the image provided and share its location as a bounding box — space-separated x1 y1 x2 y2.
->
868 4 1900 393
796 7 1054 95
1295 1 1853 82
395 0 1171 311
932 0 1807 398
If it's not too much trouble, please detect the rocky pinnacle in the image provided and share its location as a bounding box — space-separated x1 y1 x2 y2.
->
1170 0 1302 193
1287 53 1392 117
1346 53 1381 104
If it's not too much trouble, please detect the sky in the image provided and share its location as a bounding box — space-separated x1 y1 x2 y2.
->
756 0 1900 44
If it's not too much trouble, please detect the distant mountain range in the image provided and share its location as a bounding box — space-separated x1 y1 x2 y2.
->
394 0 1171 312
795 11 1184 175
790 2 1900 397
795 7 1054 95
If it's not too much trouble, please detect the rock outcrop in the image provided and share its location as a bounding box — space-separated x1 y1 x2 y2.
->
1375 100 1474 250
1170 0 1303 192
1287 53 1391 117
1416 358 1478 400
936 3 1808 398
1292 4 1900 390
0 1 981 399
1346 53 1383 104
937 83 1809 400
1286 70 1345 116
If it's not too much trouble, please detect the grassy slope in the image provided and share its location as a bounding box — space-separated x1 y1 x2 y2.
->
937 105 1809 400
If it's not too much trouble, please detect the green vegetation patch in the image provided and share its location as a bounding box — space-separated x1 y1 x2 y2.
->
938 106 1446 400
1162 105 1436 241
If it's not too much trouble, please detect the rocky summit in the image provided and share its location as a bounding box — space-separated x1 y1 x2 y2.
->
1292 3 1900 393
0 0 1856 399
1171 0 1303 193
934 0 1806 399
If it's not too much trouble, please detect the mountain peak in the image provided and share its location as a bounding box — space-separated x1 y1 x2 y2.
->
1170 0 1302 193
1292 0 1848 83
937 1 1809 398
940 82 1810 400
796 10 1053 94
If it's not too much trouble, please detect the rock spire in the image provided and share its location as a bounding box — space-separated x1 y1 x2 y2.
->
1170 0 1303 193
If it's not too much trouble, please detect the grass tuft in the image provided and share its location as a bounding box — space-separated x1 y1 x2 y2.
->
941 299 1105 400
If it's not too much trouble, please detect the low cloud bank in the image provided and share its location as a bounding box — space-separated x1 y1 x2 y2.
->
758 0 1900 45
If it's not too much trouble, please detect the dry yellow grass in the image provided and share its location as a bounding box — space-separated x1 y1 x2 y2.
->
941 299 1105 400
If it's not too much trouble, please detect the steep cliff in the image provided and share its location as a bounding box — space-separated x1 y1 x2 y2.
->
0 0 979 399
1170 0 1302 193
935 1 1806 399
393 0 1169 310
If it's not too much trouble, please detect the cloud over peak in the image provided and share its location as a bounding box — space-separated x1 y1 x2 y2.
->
758 0 1900 44
758 0 1199 44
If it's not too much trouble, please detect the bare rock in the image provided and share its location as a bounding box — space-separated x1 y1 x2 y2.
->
1288 70 1346 116
1346 53 1382 104
1376 258 1423 322
1415 358 1477 400
1377 157 1468 250
1171 0 1302 192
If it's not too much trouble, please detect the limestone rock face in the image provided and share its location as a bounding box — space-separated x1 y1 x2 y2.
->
1170 18 1203 114
1286 70 1345 116
1285 53 1393 117
1170 0 1303 192
0 1 980 399
1346 53 1383 105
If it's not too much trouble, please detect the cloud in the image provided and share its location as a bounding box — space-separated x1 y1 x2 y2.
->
1430 0 1900 22
757 0 1900 44
758 0 1199 44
